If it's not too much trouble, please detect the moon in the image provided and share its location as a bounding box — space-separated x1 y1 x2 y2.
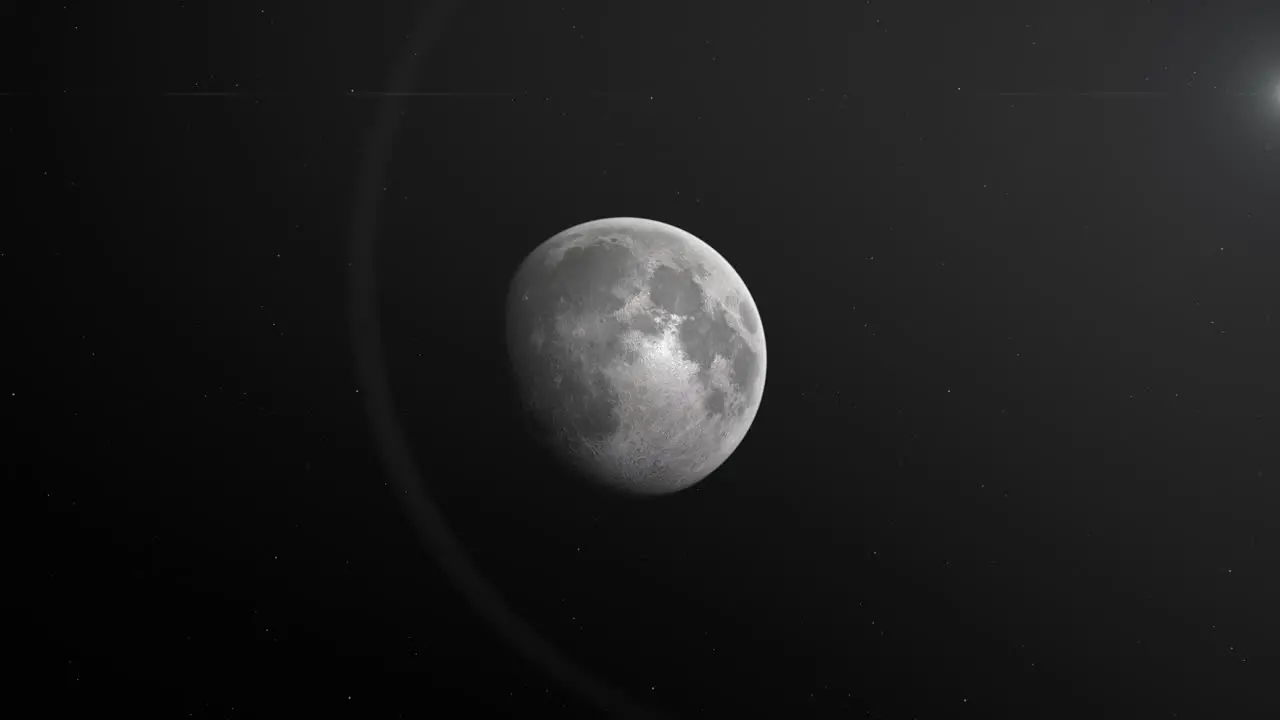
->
505 218 767 495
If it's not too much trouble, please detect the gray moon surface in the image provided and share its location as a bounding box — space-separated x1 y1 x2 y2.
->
505 217 767 495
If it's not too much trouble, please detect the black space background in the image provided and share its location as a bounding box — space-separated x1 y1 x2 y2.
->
19 0 1280 718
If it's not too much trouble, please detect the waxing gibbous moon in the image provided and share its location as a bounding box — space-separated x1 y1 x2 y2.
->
505 218 767 495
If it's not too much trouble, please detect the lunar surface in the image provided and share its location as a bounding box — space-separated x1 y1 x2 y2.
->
505 217 767 495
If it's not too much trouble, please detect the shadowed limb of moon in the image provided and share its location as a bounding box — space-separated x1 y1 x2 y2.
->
346 3 662 718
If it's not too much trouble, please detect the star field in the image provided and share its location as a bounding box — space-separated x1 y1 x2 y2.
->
22 0 1280 718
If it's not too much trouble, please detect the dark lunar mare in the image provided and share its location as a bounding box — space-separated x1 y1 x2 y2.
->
512 237 762 452
648 264 704 316
644 263 760 418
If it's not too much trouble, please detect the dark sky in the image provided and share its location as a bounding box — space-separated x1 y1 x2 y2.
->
24 0 1280 718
